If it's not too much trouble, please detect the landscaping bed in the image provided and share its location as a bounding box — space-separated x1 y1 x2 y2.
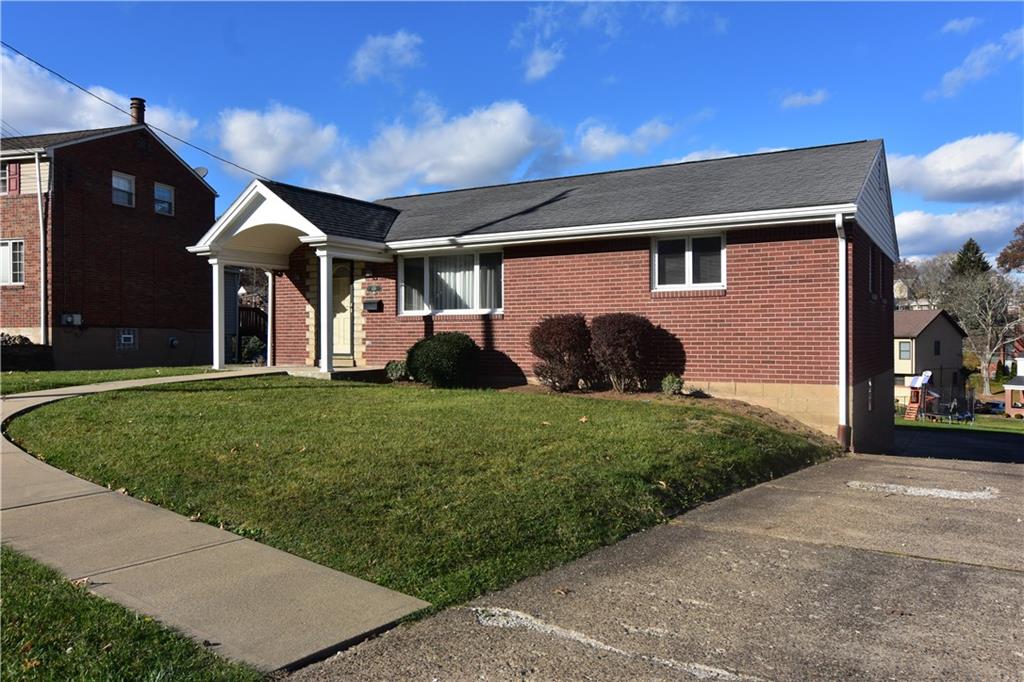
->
0 547 259 682
1 366 217 396
5 375 837 609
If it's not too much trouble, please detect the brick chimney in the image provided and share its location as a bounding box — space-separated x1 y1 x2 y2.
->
130 97 146 125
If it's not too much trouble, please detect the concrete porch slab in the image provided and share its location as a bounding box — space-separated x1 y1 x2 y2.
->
89 539 429 671
286 366 386 383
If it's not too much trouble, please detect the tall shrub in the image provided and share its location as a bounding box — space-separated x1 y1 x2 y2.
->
590 313 657 392
529 314 596 391
406 332 480 388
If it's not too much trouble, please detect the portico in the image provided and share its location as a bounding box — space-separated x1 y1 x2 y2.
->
188 179 393 372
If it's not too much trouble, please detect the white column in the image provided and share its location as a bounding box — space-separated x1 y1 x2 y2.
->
836 214 848 434
265 270 275 367
318 251 333 373
211 259 225 369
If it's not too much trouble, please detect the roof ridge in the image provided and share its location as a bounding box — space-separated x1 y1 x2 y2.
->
263 179 400 213
376 139 881 202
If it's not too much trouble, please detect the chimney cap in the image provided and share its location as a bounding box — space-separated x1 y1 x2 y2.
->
129 97 146 125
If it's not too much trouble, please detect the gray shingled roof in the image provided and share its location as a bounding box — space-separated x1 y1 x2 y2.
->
376 140 883 242
0 125 139 154
264 181 398 242
894 309 967 338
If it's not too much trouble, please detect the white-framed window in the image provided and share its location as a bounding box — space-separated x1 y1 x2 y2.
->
116 327 138 351
154 182 175 215
651 234 726 290
398 251 503 315
0 161 9 195
0 239 25 285
112 171 135 207
898 340 911 360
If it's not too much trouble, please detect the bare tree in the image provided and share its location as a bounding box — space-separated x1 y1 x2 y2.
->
943 271 1024 396
910 253 954 308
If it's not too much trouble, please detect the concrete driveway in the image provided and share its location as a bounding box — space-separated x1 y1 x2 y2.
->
295 453 1023 681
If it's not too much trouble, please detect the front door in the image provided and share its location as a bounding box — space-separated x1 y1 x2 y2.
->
332 263 352 357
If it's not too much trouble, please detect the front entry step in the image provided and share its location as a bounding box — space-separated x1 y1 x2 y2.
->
286 366 387 383
333 355 356 368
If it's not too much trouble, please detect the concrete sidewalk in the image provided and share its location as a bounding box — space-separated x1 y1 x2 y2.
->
1 368 428 671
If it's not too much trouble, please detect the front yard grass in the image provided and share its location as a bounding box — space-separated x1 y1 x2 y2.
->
0 546 259 681
6 376 835 609
1 366 217 396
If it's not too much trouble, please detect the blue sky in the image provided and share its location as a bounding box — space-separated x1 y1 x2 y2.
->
2 2 1022 259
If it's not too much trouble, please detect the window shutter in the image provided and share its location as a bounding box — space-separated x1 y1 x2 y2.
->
8 162 20 195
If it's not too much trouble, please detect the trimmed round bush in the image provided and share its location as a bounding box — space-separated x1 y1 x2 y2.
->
529 314 596 391
385 359 408 382
406 332 480 388
591 313 657 392
661 373 683 396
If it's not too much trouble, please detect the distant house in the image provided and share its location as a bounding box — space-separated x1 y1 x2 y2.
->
893 309 966 405
0 98 217 369
190 139 899 452
893 278 933 310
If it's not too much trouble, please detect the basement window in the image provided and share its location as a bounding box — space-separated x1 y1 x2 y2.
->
399 251 503 314
154 183 175 216
0 239 25 285
112 171 135 207
651 234 726 290
116 328 138 351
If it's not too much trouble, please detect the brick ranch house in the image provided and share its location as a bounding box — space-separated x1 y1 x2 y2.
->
0 99 216 368
190 140 899 452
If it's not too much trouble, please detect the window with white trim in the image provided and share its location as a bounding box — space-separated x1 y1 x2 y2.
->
0 239 25 285
399 251 503 314
898 340 911 360
112 171 135 207
651 234 725 290
154 182 175 215
116 327 138 351
0 162 9 195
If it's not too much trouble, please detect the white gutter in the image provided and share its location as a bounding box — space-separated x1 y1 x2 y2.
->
835 212 849 447
385 203 859 252
34 152 47 346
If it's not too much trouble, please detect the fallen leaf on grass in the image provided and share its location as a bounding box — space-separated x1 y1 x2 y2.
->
578 416 589 423
541 421 552 426
71 578 89 588
22 659 40 671
100 643 113 653
189 513 202 522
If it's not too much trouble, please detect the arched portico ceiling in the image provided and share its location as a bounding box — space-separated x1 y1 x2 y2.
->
187 180 391 269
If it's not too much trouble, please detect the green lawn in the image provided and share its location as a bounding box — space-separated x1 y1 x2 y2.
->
1 366 216 396
0 546 259 682
895 413 1024 434
6 376 835 609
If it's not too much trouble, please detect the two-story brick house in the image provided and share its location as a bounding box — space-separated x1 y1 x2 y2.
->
1 98 217 368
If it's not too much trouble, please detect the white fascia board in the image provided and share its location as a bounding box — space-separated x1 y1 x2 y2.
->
853 144 900 262
192 179 263 249
297 233 390 250
385 203 859 252
0 150 45 159
47 125 218 196
208 249 289 271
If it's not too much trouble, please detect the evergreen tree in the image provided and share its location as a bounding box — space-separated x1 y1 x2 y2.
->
950 238 991 277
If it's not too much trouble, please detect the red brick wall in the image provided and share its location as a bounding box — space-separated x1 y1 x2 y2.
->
850 226 894 384
48 129 214 333
273 246 313 365
358 224 843 384
0 187 51 336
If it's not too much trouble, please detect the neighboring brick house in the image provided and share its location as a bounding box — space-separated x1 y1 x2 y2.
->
893 309 967 406
190 140 899 452
1 99 216 369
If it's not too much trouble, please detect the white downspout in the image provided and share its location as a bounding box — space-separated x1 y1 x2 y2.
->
35 152 47 345
836 212 849 448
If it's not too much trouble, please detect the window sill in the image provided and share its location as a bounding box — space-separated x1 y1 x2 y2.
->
399 309 504 319
651 288 727 299
1 283 26 288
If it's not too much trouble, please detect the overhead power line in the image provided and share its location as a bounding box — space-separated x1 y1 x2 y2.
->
1 40 267 180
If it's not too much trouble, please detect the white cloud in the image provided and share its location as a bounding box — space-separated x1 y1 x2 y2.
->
349 30 423 83
577 119 672 160
319 100 557 199
649 2 690 28
0 50 197 140
524 45 564 82
889 133 1024 203
580 3 622 39
942 17 982 34
663 148 736 164
928 26 1023 98
895 204 1023 258
217 103 339 178
780 89 829 109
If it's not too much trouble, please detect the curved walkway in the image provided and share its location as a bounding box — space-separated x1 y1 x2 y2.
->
1 368 428 672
